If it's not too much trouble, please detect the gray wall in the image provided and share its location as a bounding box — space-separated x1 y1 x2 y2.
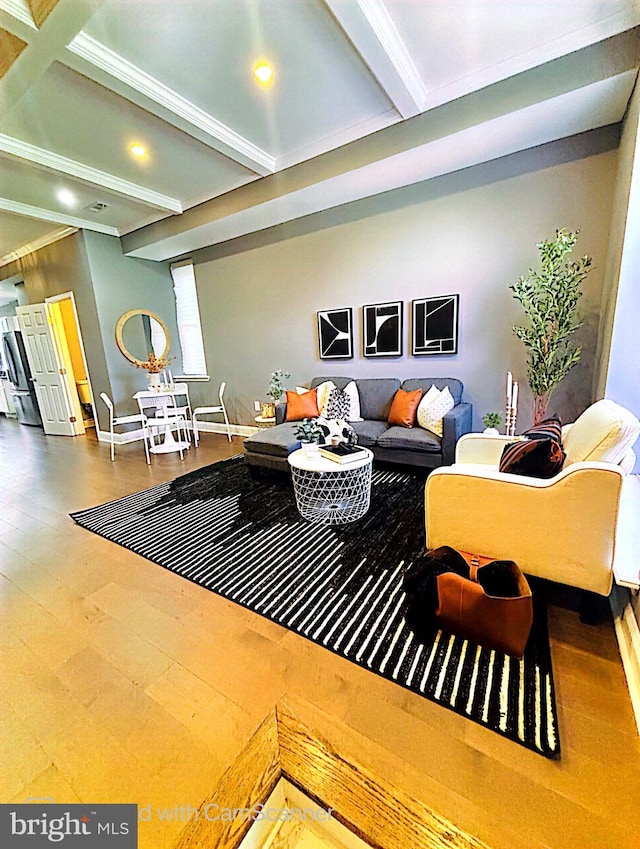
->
0 232 112 424
0 300 18 318
82 231 179 416
193 132 618 430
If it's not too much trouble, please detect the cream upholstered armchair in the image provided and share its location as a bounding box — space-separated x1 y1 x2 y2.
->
425 400 640 605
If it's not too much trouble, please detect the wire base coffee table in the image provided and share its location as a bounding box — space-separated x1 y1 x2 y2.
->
287 447 374 524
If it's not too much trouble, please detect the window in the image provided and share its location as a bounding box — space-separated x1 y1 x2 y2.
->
170 262 208 378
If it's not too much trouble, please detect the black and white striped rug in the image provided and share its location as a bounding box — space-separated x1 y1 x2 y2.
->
71 456 560 758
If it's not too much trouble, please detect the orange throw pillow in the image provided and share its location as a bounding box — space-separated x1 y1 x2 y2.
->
388 388 422 428
285 388 320 421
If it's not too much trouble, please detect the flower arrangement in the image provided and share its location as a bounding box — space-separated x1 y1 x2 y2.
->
135 352 174 373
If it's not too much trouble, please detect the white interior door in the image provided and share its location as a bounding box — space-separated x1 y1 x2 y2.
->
16 304 77 436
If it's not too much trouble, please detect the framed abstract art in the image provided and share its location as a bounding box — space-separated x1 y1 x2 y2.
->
412 295 459 355
362 301 403 357
317 307 353 359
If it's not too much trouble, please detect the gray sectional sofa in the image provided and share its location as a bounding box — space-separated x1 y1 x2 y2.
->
243 376 472 474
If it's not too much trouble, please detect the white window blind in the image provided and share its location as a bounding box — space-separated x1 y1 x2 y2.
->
170 262 207 377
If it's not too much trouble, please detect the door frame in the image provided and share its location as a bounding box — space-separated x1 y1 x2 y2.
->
45 292 96 429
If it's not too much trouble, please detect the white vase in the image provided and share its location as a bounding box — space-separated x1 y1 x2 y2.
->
148 372 161 390
483 427 500 435
302 442 319 457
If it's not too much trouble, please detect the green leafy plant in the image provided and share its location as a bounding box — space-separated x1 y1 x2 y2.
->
511 228 591 424
293 417 323 444
482 412 502 430
267 369 290 402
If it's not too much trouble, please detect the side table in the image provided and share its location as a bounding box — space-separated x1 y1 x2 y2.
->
287 447 373 525
254 415 276 427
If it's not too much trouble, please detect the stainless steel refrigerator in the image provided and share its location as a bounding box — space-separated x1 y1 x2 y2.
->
1 329 42 426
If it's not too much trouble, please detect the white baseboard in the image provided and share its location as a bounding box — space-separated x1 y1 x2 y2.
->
96 428 146 445
194 421 258 438
97 422 257 445
611 584 640 735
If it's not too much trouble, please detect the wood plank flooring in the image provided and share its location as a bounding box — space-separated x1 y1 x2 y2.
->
1 416 639 849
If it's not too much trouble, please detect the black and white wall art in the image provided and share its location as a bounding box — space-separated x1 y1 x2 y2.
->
317 307 354 359
412 295 459 355
363 301 403 357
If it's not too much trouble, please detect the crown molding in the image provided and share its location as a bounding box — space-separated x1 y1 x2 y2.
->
356 0 426 109
277 108 400 171
0 0 36 29
0 133 182 213
0 197 120 235
0 225 77 267
324 0 424 118
66 32 276 176
421 8 640 113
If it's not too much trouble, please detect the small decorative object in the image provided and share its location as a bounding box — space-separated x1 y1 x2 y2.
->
482 411 502 435
260 402 276 419
412 295 459 355
505 372 519 436
293 417 323 455
511 228 591 424
135 352 174 390
363 301 403 357
317 307 353 359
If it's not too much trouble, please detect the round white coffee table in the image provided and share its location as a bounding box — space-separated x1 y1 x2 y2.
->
287 447 374 525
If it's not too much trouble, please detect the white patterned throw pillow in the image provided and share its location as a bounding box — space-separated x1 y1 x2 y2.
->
315 381 336 417
315 417 354 445
325 387 351 420
417 385 454 437
343 381 363 422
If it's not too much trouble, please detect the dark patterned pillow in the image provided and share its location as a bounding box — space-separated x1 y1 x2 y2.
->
325 387 351 420
499 437 565 479
522 414 563 443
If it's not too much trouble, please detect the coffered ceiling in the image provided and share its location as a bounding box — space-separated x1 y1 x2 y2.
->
0 0 639 267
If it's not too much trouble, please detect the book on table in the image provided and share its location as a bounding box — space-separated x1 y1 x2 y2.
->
319 443 368 464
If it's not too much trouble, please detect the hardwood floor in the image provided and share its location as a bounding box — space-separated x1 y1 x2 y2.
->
1 416 639 849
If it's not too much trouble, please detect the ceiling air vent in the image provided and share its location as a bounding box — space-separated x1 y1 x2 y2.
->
86 201 109 213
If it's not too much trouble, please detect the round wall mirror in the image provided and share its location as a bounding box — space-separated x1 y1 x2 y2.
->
115 310 170 366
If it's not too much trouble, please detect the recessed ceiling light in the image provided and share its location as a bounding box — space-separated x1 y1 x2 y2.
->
130 143 146 159
253 62 274 85
57 188 76 207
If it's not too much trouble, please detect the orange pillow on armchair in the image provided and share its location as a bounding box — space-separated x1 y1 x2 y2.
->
388 388 422 428
285 388 320 421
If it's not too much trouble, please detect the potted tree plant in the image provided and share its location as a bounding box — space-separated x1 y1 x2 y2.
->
511 228 592 424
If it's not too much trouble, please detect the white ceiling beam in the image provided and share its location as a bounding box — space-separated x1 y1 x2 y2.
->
0 225 77 268
324 0 426 119
0 196 119 235
65 33 275 176
0 0 35 30
0 133 183 213
0 0 106 119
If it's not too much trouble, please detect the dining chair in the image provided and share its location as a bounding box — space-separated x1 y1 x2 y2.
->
166 381 192 424
135 390 190 459
100 392 150 464
192 381 232 444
